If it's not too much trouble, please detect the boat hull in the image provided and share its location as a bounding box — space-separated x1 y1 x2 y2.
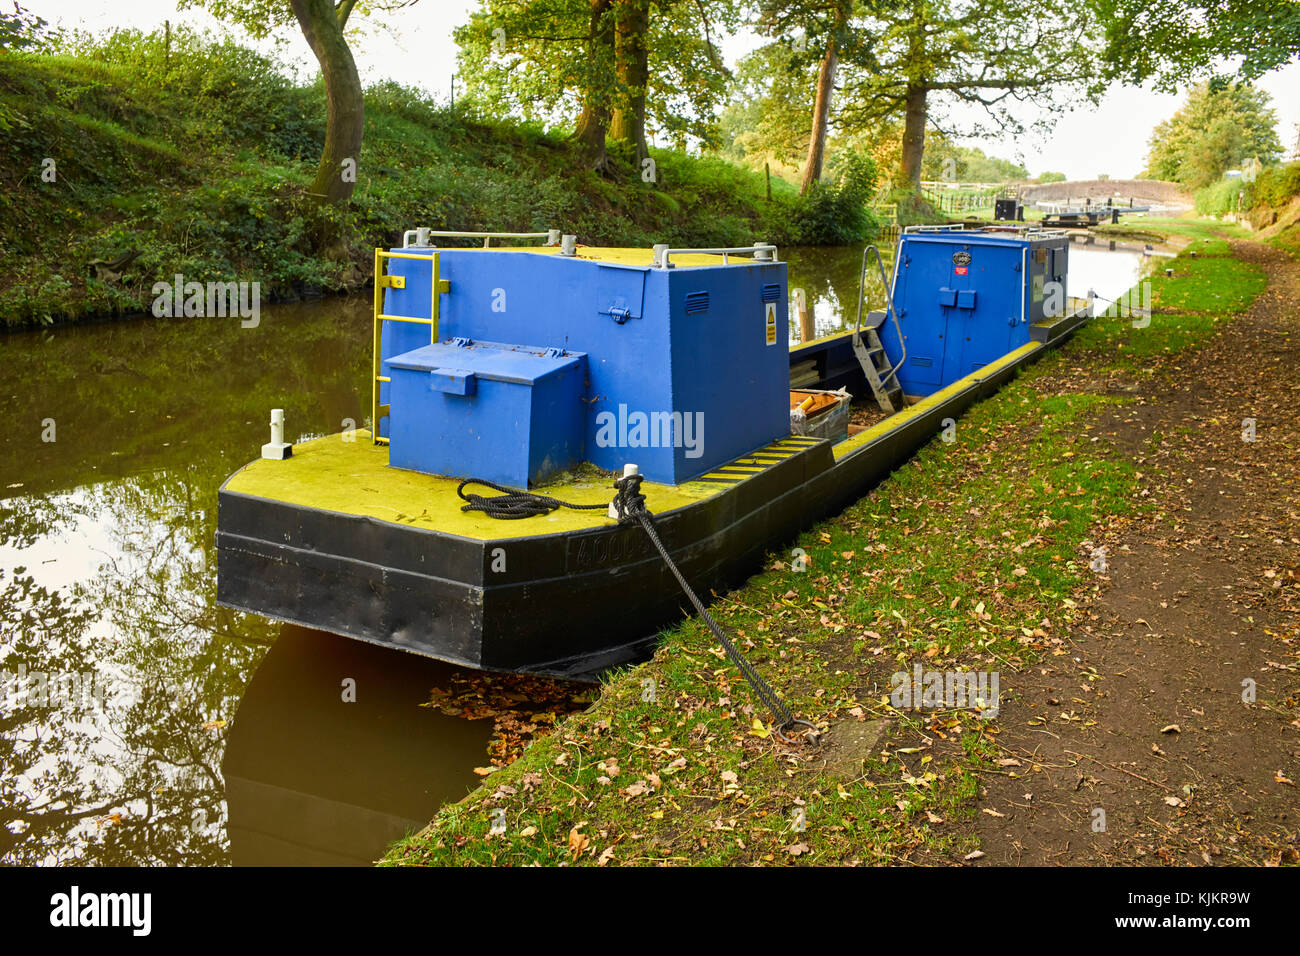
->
216 319 1084 679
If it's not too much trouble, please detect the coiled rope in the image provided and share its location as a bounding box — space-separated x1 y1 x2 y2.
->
458 473 818 744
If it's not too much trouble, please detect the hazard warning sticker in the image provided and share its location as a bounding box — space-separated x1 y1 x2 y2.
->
765 301 778 345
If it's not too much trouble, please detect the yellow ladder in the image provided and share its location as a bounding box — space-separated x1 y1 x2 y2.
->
371 248 450 445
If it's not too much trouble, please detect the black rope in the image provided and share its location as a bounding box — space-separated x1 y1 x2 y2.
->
456 478 609 520
459 472 817 743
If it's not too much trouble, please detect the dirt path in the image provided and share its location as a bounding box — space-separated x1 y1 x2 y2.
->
962 240 1300 866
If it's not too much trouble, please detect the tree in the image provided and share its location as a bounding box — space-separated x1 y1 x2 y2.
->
957 146 1028 182
752 1 859 194
181 0 416 204
455 0 735 170
717 41 815 167
1094 0 1300 89
837 0 1100 191
1145 82 1282 189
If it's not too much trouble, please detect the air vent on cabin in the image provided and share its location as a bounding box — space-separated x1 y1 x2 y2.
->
684 291 710 315
761 283 780 303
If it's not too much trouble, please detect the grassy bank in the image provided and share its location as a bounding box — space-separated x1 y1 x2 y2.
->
0 28 877 329
382 219 1267 867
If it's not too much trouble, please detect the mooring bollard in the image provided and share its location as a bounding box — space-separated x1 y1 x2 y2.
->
262 408 293 460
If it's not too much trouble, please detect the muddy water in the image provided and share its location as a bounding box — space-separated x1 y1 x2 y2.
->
0 241 1154 865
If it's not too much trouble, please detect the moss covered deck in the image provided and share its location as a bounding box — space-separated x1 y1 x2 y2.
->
222 431 823 541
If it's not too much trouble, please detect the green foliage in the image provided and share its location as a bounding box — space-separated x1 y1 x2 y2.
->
837 0 1102 159
0 29 875 327
1193 177 1243 217
956 147 1027 182
1095 0 1300 89
886 186 940 225
1145 82 1282 190
454 0 737 147
784 150 881 243
718 39 814 167
1038 171 1066 183
1246 162 1300 209
0 2 55 53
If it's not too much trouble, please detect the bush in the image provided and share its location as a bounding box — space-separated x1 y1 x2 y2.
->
1194 178 1244 217
786 152 881 244
1246 163 1300 210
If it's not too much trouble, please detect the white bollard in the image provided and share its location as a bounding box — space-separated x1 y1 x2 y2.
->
262 408 293 460
609 463 640 520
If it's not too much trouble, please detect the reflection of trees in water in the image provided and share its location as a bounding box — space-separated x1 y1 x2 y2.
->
1 469 276 864
1 297 375 864
785 246 898 343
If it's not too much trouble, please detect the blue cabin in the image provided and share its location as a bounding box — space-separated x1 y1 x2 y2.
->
374 242 790 487
880 226 1070 396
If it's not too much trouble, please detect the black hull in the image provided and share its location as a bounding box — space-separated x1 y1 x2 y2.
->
217 325 1080 679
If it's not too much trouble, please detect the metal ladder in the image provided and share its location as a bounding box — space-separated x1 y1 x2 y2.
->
371 248 448 445
852 244 906 414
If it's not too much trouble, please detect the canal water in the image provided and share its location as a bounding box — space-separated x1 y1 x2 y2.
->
0 240 1155 865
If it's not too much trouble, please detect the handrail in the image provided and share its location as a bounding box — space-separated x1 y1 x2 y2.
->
854 244 906 381
403 228 561 249
651 242 778 268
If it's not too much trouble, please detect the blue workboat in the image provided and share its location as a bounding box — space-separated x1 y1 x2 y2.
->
215 225 1089 678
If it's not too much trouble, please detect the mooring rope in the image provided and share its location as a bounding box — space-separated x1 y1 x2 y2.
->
456 478 610 520
458 473 818 744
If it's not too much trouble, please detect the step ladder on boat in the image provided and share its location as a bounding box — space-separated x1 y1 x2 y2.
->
852 244 907 414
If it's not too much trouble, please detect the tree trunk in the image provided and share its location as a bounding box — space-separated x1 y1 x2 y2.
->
800 38 838 195
608 0 650 163
899 84 928 191
574 0 614 171
291 0 364 204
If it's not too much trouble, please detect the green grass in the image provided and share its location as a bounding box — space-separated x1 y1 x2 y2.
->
0 32 876 328
1149 257 1266 314
382 227 1267 867
1093 218 1250 243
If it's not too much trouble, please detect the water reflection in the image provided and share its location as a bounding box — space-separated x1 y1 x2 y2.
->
0 298 373 864
224 625 490 866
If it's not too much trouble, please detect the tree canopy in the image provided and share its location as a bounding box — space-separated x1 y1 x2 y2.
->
1145 82 1282 189
1094 0 1300 89
454 0 736 168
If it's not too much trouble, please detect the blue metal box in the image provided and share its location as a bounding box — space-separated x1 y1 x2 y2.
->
377 248 790 485
880 227 1069 396
385 339 587 488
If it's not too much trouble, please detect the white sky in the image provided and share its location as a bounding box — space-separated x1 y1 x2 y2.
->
27 0 1300 180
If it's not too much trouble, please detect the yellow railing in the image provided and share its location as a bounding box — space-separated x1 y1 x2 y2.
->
371 248 450 445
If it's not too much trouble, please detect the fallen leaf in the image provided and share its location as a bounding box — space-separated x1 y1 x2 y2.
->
567 826 589 860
